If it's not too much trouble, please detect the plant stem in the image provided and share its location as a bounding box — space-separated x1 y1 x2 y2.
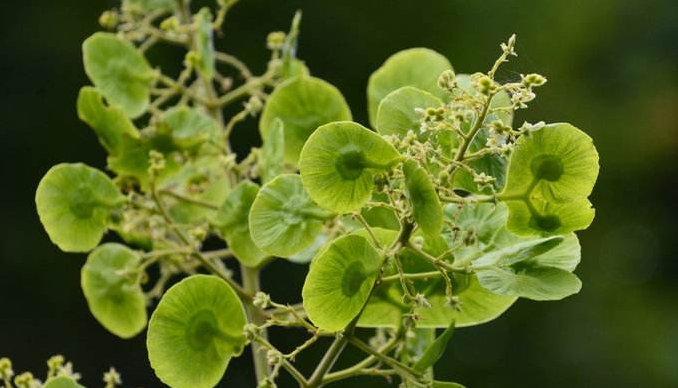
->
380 271 443 283
405 242 468 274
322 330 402 385
307 333 349 388
347 336 424 383
241 265 271 383
453 93 493 164
158 189 220 210
215 51 252 79
193 252 251 298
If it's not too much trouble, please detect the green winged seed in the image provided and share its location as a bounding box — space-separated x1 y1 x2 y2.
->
160 106 220 151
212 181 268 267
302 235 382 332
299 121 403 214
36 163 125 252
81 243 147 339
443 202 508 245
376 86 444 136
77 86 140 155
249 174 333 258
505 195 595 236
83 32 156 118
42 377 87 388
404 159 443 237
367 48 452 127
163 155 230 225
503 123 599 201
259 76 352 165
147 275 247 388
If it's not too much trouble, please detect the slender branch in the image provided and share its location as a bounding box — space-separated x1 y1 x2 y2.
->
224 108 250 139
347 336 424 383
279 358 309 388
405 242 468 274
253 335 309 388
380 271 442 283
439 194 496 204
213 0 240 30
193 252 250 298
241 266 271 382
453 93 493 164
158 189 220 210
215 70 275 107
201 248 233 260
285 333 320 361
307 333 349 388
322 330 402 385
352 212 382 249
215 51 252 79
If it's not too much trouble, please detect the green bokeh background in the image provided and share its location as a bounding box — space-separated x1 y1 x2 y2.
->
1 0 676 387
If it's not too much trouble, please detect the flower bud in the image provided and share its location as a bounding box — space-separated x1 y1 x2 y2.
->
437 69 457 92
98 10 118 30
266 31 286 50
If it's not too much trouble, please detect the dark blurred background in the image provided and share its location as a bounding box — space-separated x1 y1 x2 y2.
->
1 0 677 387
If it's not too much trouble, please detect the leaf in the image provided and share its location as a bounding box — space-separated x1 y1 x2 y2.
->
260 118 285 183
259 76 352 165
367 48 452 127
35 163 124 252
375 86 444 137
77 86 140 155
403 160 443 237
81 243 147 339
162 156 230 225
476 266 582 301
147 275 247 388
302 235 382 332
82 33 155 118
503 123 599 201
505 196 595 236
299 121 403 213
413 322 455 373
193 8 215 79
212 181 268 267
288 232 329 264
42 377 87 388
249 174 332 258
